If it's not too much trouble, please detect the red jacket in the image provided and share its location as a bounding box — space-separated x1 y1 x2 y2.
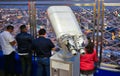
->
80 49 98 71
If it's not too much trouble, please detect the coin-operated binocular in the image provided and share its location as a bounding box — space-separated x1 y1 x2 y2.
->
47 6 88 76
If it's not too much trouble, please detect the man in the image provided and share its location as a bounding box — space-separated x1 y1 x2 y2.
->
0 25 16 76
16 25 33 76
33 28 56 76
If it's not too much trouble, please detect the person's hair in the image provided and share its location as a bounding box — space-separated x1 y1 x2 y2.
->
85 37 94 54
6 25 14 30
38 28 46 35
20 25 26 31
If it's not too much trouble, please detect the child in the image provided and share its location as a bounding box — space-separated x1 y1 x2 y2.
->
80 37 98 76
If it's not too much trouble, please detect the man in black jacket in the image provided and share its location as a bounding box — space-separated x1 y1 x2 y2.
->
33 28 56 76
16 25 33 76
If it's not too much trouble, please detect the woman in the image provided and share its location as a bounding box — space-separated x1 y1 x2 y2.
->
80 37 98 76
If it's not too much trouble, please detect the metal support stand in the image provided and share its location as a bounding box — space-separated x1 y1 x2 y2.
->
50 51 80 76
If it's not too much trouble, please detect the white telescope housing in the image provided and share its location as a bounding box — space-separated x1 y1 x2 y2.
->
47 6 83 39
47 6 87 56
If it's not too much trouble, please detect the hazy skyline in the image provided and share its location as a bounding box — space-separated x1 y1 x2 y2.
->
0 0 120 3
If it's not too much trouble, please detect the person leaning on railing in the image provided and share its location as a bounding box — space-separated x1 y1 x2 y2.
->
32 28 56 76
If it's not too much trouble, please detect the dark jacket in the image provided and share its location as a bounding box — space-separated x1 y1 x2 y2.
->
16 32 33 53
33 36 55 57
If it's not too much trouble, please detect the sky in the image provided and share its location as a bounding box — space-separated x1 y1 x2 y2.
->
0 0 120 5
101 0 120 3
0 0 120 3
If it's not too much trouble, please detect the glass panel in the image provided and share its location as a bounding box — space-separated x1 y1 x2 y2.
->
102 6 120 66
0 1 95 51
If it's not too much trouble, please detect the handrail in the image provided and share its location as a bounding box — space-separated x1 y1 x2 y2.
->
104 3 120 6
